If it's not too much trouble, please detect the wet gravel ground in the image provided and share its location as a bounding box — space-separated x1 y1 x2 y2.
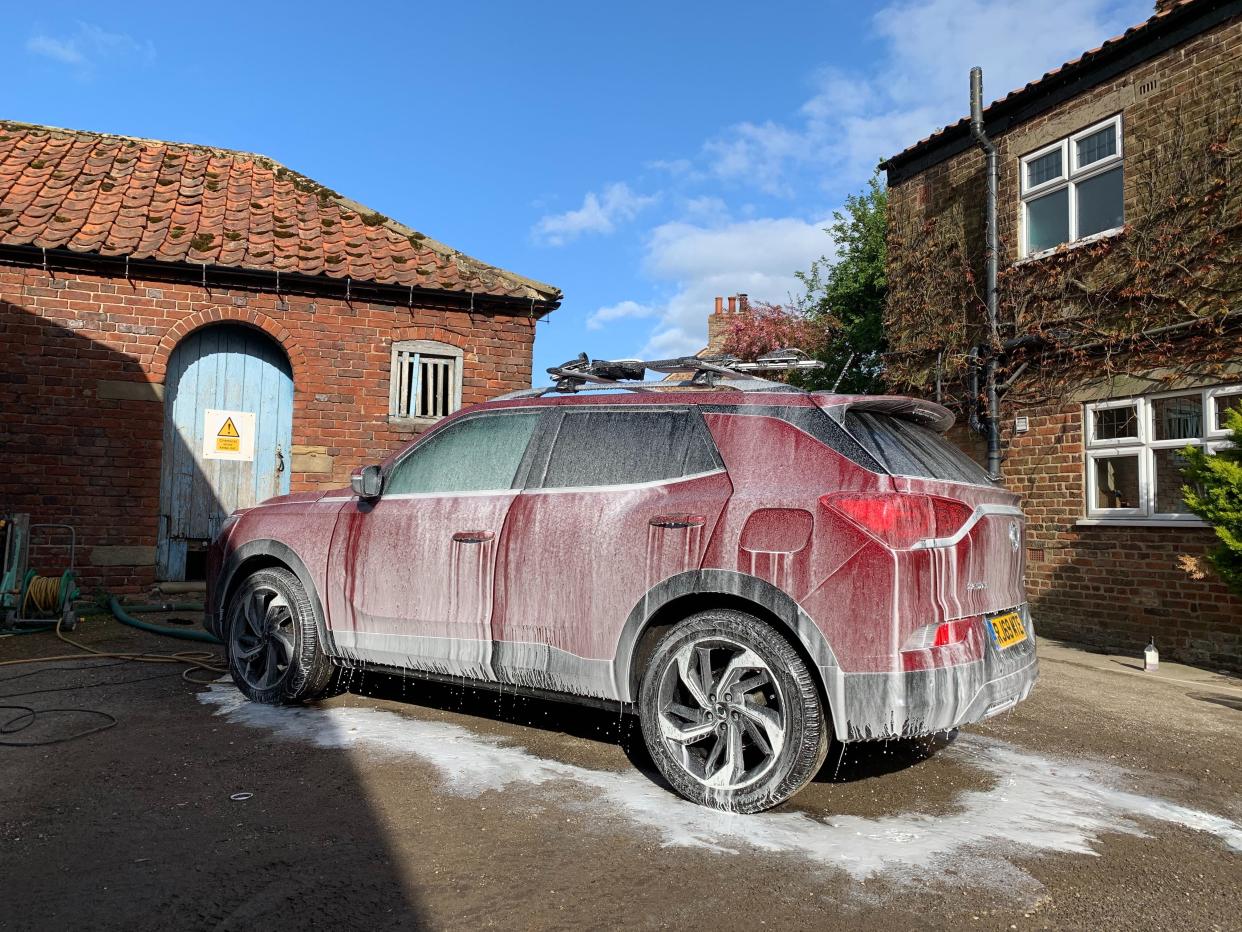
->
1 617 1239 931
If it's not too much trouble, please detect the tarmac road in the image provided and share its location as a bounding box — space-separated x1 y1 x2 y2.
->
1 616 1239 931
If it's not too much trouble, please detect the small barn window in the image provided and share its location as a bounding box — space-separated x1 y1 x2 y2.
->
389 340 463 422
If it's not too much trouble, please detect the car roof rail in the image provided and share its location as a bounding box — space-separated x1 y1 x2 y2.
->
493 350 824 400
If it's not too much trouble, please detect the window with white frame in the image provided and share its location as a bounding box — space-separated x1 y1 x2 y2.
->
1021 115 1124 257
1084 384 1241 520
389 339 463 422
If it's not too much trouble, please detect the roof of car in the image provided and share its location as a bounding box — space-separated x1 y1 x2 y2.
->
481 387 957 430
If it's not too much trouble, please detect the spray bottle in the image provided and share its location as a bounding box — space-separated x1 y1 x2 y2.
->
1144 638 1159 672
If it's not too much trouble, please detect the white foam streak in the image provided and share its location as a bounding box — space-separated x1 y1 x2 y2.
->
200 684 1241 884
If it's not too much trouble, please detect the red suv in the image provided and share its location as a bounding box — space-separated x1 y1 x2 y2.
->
208 359 1036 813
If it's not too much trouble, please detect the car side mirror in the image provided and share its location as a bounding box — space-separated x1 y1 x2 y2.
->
350 464 383 499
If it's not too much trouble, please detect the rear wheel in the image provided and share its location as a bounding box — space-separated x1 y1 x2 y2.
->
638 609 830 813
226 566 339 704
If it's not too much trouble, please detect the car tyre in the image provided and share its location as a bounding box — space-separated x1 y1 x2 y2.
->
638 609 830 813
226 566 340 704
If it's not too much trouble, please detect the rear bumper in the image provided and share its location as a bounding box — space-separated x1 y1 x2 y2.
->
830 605 1039 741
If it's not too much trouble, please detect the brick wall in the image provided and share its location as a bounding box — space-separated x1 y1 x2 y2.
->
887 9 1241 280
1003 400 1242 670
0 261 536 594
885 9 1242 668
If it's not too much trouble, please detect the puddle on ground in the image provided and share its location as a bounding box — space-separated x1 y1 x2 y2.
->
200 683 1242 890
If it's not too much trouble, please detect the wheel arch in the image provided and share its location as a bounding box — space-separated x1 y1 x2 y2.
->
614 570 842 736
213 539 335 656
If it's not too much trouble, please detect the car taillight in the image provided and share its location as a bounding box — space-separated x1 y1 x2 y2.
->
901 618 980 652
821 493 974 550
931 498 973 538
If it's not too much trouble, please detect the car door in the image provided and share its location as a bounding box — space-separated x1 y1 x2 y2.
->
494 406 732 699
326 408 542 680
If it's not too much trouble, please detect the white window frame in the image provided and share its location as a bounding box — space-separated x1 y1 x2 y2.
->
1084 383 1239 521
1207 385 1242 434
388 339 463 424
1020 114 1124 258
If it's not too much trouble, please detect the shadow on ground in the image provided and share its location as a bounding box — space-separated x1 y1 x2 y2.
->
0 621 429 931
1190 692 1242 712
343 670 949 794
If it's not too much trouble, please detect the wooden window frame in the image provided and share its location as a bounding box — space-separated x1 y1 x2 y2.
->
388 339 463 426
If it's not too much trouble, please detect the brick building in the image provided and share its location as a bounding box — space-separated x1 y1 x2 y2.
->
0 122 560 592
881 0 1241 667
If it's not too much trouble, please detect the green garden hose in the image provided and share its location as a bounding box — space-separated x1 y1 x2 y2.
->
107 597 222 645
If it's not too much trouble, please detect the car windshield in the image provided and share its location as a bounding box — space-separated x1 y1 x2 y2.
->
841 411 995 485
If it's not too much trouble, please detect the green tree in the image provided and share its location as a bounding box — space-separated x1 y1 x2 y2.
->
1180 407 1242 594
797 173 888 393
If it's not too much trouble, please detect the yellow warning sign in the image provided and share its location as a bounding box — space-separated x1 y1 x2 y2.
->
216 417 241 451
203 410 256 461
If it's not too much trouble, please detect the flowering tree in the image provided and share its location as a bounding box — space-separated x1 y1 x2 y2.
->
721 300 830 367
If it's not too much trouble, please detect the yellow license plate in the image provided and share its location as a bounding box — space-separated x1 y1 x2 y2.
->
989 611 1027 649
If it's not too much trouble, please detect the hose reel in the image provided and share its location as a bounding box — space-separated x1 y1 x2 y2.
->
1 515 79 633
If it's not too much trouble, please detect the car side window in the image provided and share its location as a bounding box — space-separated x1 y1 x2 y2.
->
539 409 720 489
384 411 540 495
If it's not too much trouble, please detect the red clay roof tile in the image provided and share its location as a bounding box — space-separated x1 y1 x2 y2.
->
0 121 560 304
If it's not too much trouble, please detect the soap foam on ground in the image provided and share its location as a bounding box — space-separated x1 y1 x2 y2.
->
200 682 1242 886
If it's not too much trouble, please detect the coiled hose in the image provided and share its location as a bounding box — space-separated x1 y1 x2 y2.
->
20 569 78 618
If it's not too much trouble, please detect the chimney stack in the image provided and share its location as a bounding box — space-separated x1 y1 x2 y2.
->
707 294 749 355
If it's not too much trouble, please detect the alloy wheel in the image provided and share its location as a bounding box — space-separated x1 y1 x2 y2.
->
655 636 787 791
230 586 296 691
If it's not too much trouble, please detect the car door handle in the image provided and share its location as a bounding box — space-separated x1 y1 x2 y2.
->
452 531 495 544
649 514 706 529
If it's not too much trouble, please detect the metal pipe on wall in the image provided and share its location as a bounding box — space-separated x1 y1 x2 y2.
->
969 66 1003 479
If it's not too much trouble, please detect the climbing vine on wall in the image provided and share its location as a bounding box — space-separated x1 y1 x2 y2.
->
885 102 1241 408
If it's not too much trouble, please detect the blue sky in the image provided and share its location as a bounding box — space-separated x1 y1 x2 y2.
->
9 0 1151 382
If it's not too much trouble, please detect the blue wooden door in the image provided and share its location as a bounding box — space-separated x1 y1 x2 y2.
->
157 324 293 580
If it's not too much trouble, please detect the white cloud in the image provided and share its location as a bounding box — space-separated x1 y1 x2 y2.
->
699 0 1148 196
586 300 659 331
646 158 694 175
635 216 833 357
26 22 155 72
532 182 658 245
26 35 84 65
703 121 805 196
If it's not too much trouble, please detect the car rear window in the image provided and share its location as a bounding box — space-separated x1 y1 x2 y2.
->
841 411 995 485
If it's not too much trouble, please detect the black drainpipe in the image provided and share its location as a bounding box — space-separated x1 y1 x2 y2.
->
970 66 1002 479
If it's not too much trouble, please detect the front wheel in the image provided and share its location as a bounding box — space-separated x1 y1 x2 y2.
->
638 609 830 813
226 566 339 704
